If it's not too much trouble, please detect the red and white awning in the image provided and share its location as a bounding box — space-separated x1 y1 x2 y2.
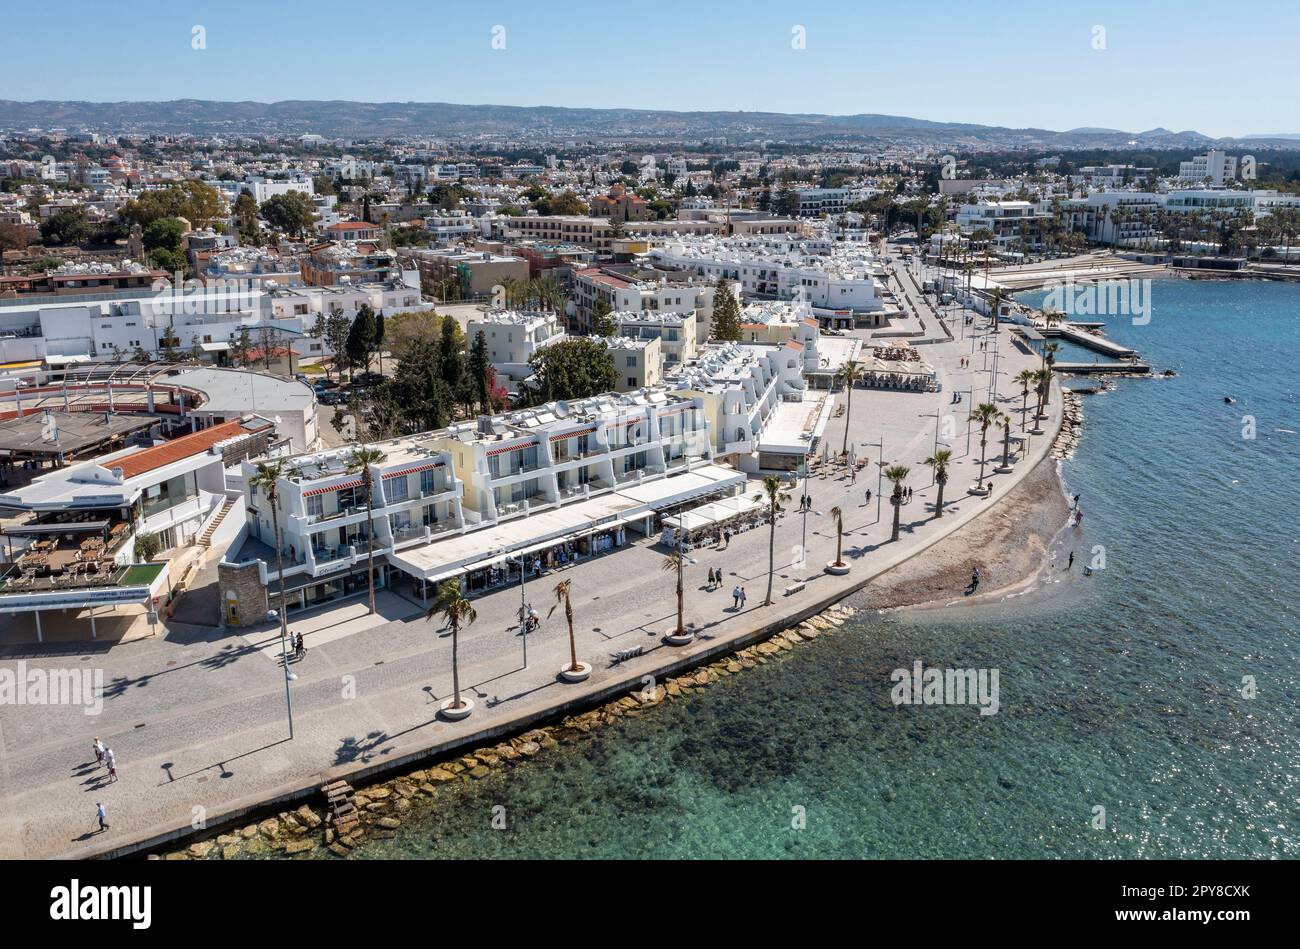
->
303 478 364 497
382 460 444 479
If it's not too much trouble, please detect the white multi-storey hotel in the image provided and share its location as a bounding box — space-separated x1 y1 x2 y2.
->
220 390 744 619
648 235 887 325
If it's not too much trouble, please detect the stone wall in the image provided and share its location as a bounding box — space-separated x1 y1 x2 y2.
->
218 560 267 628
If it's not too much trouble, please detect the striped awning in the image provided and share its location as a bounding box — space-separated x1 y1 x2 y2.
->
303 478 364 497
486 441 536 457
549 426 596 442
382 460 443 479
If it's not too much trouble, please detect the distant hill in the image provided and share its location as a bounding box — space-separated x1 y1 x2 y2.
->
1 99 1297 149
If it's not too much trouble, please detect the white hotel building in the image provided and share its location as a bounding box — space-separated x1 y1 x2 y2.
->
220 391 743 618
648 235 887 326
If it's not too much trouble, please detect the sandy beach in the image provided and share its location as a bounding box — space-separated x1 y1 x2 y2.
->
850 455 1072 614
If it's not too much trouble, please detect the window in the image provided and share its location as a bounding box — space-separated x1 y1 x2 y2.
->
307 494 324 518
387 477 409 502
420 468 439 495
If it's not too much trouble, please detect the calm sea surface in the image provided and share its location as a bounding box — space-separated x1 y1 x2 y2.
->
344 278 1299 859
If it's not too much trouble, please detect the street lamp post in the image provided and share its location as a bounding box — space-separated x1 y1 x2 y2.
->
918 408 942 486
861 437 883 525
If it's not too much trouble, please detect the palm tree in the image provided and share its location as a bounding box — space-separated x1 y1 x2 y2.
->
922 448 952 518
969 402 999 490
755 475 790 606
248 460 289 621
829 505 846 567
1041 340 1060 371
999 412 1014 469
885 464 910 542
426 579 476 716
547 578 585 676
835 359 862 456
661 548 689 639
1014 368 1036 431
345 445 385 615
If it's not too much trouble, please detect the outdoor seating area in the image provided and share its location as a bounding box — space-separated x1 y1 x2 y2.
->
1 518 125 592
659 496 765 550
862 344 938 392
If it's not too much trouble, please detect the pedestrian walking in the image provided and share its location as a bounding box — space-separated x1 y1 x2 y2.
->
96 802 109 833
732 586 741 609
739 587 747 608
108 762 118 783
1067 551 1074 570
104 747 115 772
1071 493 1080 510
93 737 105 766
865 487 872 505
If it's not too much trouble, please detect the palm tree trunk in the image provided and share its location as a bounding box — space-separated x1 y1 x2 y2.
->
977 434 989 488
891 495 901 542
566 601 578 672
364 488 376 615
835 525 843 566
935 476 946 518
841 380 853 455
451 621 461 709
675 563 684 635
1001 426 1011 468
764 511 776 606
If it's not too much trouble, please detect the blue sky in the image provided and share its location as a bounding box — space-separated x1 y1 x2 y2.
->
3 1 1296 137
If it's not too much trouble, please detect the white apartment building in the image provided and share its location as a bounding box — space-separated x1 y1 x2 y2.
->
954 201 1052 247
795 187 852 216
463 309 567 393
220 391 742 615
1178 150 1237 187
612 310 698 367
607 337 662 391
570 267 724 337
670 340 826 473
648 235 886 322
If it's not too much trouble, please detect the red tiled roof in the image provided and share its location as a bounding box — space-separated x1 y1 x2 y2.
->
111 420 268 480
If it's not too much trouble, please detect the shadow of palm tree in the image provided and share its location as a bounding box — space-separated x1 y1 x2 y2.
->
334 730 391 766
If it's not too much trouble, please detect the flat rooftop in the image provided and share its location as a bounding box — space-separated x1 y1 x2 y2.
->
169 367 316 416
0 412 156 458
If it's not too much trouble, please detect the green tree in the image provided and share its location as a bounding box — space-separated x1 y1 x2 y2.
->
756 475 791 606
425 579 476 717
233 191 261 244
591 297 616 337
468 330 492 413
547 578 586 678
39 208 90 246
969 403 1000 490
885 464 910 542
438 314 464 389
120 180 221 228
346 304 378 375
260 191 316 238
522 337 618 404
709 278 742 342
922 448 952 519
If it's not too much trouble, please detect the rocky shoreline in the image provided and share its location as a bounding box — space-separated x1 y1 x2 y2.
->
152 602 863 860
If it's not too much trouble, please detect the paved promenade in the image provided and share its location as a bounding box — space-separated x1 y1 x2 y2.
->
0 270 1064 859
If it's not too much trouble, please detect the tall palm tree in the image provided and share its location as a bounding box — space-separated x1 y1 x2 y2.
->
1014 368 1036 431
999 412 1014 469
836 359 861 456
547 578 584 675
969 402 999 490
885 464 910 542
1040 340 1060 371
829 505 846 568
249 459 291 641
345 445 385 615
661 548 688 639
922 448 952 518
755 475 790 606
426 579 476 716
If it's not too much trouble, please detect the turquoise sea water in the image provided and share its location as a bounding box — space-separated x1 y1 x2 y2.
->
352 278 1299 859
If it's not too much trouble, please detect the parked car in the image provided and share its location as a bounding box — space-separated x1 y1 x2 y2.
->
352 371 386 386
313 379 340 392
